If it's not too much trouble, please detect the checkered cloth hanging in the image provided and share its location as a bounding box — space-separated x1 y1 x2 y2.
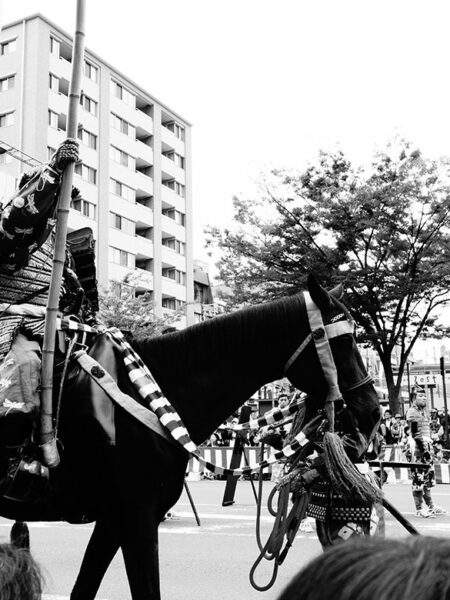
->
106 327 311 476
230 400 303 431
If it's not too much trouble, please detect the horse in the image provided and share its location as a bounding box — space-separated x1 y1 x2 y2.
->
0 275 381 600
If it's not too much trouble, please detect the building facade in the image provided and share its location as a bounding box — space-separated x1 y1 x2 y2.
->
0 13 194 325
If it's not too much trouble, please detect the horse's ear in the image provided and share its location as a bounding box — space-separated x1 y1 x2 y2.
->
307 273 332 311
329 283 344 300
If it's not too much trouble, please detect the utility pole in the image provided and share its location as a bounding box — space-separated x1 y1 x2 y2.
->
407 362 411 398
440 356 449 446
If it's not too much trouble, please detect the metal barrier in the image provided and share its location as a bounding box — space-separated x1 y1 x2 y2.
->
186 444 450 484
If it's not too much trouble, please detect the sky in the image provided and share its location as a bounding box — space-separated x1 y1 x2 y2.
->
2 1 450 269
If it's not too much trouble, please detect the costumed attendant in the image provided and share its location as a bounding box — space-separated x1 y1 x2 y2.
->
406 391 447 517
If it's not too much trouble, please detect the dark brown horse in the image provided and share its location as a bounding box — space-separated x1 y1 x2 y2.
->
0 275 381 599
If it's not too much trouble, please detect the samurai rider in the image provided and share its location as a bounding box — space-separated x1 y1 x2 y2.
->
0 139 98 452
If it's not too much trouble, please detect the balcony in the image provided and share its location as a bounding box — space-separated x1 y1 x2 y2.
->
135 170 153 197
161 155 185 184
161 277 187 299
49 53 72 80
134 201 153 226
161 246 186 271
133 268 153 291
161 124 184 155
68 209 98 237
161 215 185 240
48 90 69 116
135 140 153 168
135 109 153 136
161 184 184 210
135 234 153 259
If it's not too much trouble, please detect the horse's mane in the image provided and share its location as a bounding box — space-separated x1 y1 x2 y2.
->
137 292 305 380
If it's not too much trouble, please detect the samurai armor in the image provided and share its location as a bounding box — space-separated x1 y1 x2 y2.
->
0 242 53 306
0 165 61 273
0 333 41 420
307 480 372 522
67 228 99 313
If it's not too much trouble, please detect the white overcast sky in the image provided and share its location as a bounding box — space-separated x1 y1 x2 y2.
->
2 0 450 265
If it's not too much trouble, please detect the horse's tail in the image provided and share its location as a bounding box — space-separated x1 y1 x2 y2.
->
10 520 30 550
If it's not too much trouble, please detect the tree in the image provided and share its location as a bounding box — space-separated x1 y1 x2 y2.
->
206 140 450 413
98 280 184 340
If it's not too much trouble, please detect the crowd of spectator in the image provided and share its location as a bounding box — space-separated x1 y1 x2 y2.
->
379 403 450 461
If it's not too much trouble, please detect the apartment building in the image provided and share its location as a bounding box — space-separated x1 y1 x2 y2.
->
0 14 194 325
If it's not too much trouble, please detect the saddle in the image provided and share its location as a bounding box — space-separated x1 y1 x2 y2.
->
0 330 172 505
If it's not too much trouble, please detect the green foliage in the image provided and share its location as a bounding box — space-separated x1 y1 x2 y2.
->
206 139 450 411
98 282 183 340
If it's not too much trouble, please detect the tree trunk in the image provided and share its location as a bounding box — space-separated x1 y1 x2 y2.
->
380 355 401 415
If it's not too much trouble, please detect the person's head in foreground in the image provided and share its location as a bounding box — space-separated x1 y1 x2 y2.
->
0 543 43 599
277 536 450 600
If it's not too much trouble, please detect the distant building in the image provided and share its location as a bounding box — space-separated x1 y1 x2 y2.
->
0 13 194 325
193 259 228 322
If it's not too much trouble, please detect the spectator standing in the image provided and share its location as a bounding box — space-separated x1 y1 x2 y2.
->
381 409 395 444
389 413 402 444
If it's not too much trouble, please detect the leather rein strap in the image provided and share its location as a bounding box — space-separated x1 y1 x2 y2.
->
283 292 370 396
74 350 176 446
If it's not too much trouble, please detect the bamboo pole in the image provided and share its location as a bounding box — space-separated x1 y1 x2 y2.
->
40 0 86 467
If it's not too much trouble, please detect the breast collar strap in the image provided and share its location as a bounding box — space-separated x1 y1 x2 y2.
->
283 292 355 406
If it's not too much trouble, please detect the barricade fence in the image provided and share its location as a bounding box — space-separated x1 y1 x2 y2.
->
186 445 450 484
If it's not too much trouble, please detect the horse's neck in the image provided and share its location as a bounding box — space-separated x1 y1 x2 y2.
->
136 304 302 445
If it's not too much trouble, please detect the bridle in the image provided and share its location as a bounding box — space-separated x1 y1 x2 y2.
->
283 291 373 401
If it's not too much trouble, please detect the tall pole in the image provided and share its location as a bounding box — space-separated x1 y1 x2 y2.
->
440 356 449 447
40 0 86 467
407 362 411 399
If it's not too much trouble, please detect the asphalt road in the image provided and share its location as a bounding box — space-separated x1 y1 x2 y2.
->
1 480 450 600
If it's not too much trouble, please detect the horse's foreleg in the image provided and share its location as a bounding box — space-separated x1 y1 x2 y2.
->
119 505 161 600
70 519 120 600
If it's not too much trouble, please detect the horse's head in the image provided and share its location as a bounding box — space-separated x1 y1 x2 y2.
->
284 274 381 455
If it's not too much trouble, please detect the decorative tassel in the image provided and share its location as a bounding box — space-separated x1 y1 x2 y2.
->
10 520 30 549
323 432 383 504
324 401 335 433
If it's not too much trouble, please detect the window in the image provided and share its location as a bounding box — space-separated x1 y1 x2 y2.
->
0 75 15 92
162 237 186 255
109 211 135 235
84 61 98 83
162 297 184 310
72 198 96 220
162 208 185 226
0 112 14 127
49 73 59 92
50 37 60 56
163 179 185 197
109 178 135 202
110 145 135 170
163 151 184 169
111 113 135 138
1 39 17 55
77 127 97 150
175 182 185 197
48 110 58 128
110 80 135 108
109 246 135 268
164 121 185 141
47 146 56 161
162 267 186 285
80 93 98 116
74 162 97 185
